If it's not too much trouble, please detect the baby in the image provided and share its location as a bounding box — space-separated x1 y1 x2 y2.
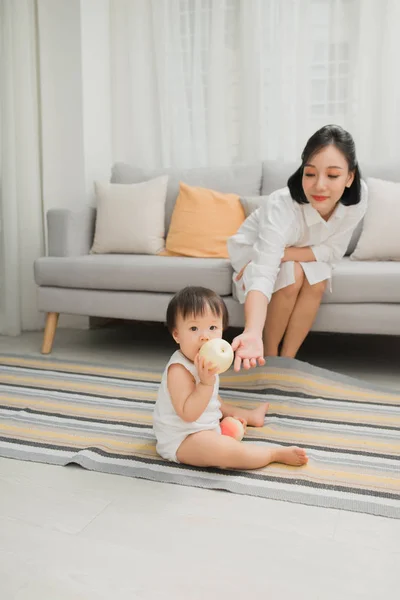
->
153 286 308 469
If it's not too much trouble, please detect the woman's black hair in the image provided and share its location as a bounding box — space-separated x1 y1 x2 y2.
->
166 286 229 333
287 124 362 206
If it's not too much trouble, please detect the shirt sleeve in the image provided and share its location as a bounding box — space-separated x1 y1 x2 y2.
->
311 181 368 267
242 193 295 302
227 208 261 273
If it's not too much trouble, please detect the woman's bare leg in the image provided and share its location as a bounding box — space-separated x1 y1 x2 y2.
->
176 430 308 470
263 263 305 356
280 279 327 358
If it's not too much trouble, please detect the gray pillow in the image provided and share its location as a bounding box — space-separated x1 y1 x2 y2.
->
239 195 270 217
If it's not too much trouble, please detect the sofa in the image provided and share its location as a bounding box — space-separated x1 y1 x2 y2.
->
34 161 400 353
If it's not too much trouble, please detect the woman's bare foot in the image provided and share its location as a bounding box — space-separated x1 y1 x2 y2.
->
271 446 308 466
247 402 269 427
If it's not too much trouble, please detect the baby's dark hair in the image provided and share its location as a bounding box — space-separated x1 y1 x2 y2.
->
166 286 229 333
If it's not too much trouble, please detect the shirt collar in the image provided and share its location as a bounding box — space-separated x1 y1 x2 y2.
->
303 203 323 227
333 202 346 220
303 201 346 227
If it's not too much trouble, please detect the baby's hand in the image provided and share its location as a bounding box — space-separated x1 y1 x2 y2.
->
195 354 218 387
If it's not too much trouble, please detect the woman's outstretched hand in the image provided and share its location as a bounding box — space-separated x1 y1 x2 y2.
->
231 331 266 372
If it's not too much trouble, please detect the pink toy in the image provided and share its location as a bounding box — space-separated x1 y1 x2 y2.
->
220 416 246 441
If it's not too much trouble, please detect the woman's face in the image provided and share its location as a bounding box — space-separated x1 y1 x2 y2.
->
302 144 355 220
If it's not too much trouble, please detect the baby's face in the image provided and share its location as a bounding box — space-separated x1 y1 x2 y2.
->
172 305 223 362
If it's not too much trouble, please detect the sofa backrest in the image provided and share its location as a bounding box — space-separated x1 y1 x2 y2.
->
111 162 262 232
111 160 400 257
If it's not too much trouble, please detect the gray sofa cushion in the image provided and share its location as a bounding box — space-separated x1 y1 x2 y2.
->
34 255 233 296
324 258 400 303
111 163 262 231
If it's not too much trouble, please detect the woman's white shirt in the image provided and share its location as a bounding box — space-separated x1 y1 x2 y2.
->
227 180 368 302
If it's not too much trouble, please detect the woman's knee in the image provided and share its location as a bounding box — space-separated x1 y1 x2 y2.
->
294 262 305 283
281 262 304 297
305 279 327 298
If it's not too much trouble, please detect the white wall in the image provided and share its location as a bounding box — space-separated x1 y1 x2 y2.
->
37 0 112 328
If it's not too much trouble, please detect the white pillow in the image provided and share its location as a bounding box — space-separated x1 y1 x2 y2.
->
350 177 400 261
91 176 168 254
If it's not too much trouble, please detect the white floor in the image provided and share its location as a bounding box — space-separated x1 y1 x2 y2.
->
1 325 400 600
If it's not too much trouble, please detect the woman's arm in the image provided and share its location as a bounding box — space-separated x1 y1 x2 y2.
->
281 247 316 262
232 194 295 370
240 196 294 301
232 291 268 371
227 208 261 273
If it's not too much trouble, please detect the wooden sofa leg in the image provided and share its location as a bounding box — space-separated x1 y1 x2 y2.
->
41 312 59 354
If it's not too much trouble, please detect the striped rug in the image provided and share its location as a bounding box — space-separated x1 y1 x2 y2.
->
0 353 399 518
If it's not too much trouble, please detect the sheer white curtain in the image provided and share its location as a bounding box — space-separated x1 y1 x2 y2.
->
0 0 44 335
110 0 400 169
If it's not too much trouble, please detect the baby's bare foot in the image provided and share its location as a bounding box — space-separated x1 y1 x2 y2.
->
271 446 308 466
248 402 269 427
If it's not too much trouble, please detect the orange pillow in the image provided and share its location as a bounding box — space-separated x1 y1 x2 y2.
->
161 182 245 258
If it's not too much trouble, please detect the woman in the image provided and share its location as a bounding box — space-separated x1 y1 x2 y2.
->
228 124 368 371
